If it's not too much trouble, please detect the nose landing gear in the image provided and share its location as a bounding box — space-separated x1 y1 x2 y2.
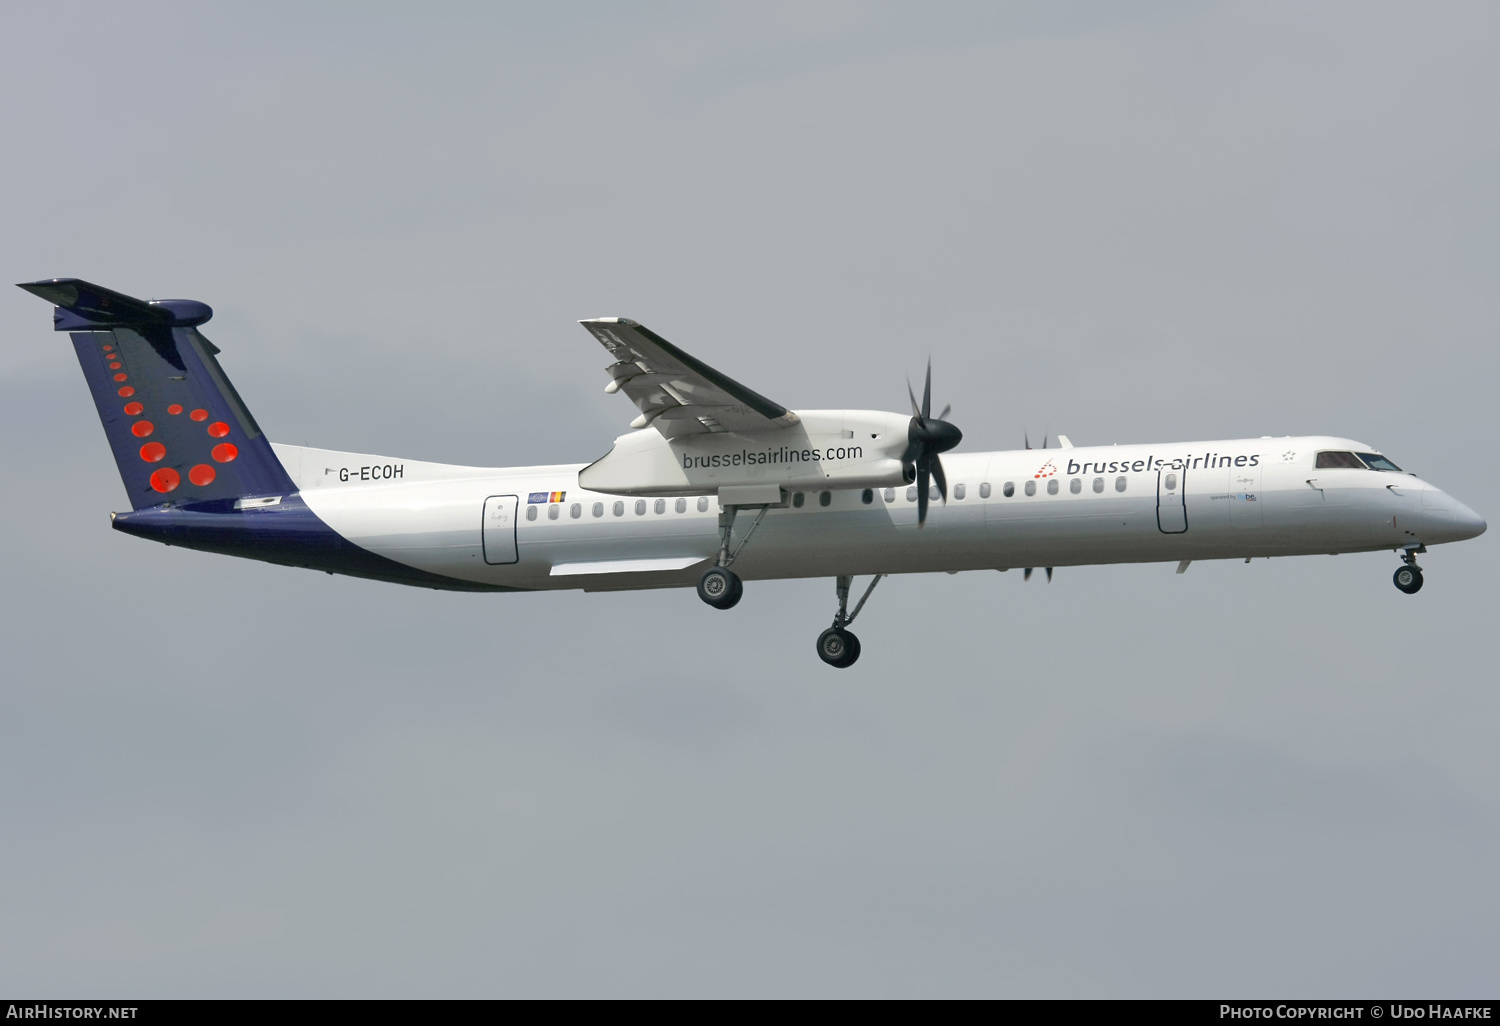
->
816 574 885 668
1393 547 1425 595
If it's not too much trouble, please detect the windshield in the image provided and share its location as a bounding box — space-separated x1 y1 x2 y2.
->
1358 453 1403 472
1315 451 1365 469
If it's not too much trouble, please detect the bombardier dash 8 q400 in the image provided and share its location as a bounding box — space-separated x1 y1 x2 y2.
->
20 278 1487 667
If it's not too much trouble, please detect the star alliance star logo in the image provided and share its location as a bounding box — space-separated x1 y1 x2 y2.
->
1282 451 1297 461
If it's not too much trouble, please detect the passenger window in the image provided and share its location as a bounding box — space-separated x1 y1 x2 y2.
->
929 486 940 500
1047 479 1059 495
819 490 831 507
1069 478 1082 494
1165 473 1177 490
1003 482 1014 497
1115 476 1126 492
613 500 624 517
1024 480 1036 496
592 502 603 517
954 483 966 500
569 503 581 519
654 498 666 514
634 499 647 515
526 505 537 521
548 504 560 520
1356 453 1403 472
906 486 917 502
883 488 894 503
675 497 687 513
793 492 805 508
1315 451 1364 469
980 482 991 499
697 496 710 512
1093 477 1104 493
861 488 873 505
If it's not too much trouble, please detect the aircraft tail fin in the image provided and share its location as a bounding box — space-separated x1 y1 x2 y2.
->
18 278 295 511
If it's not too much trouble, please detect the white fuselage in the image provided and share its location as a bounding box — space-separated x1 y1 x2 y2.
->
273 433 1485 592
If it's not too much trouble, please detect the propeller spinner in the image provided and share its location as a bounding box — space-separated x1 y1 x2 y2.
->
901 360 963 527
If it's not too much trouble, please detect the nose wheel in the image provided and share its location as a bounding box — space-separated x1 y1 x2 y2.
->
1393 564 1423 594
1393 548 1424 595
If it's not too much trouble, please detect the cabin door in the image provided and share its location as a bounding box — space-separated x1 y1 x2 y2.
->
1157 468 1188 534
483 494 519 564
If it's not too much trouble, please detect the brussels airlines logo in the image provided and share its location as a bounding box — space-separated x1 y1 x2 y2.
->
1063 452 1262 476
682 444 863 470
1034 460 1058 479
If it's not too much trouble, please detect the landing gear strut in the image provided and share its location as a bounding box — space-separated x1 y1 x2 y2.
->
1393 547 1425 595
816 574 885 668
696 503 771 610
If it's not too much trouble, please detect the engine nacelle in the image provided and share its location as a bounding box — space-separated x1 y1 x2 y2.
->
579 410 914 497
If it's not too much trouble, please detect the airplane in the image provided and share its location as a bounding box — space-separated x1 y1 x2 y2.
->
18 278 1487 668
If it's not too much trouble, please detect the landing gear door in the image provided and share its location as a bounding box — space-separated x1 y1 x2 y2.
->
483 494 519 565
1157 468 1188 534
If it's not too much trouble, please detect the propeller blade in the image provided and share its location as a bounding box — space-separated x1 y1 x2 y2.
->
907 379 923 423
916 462 930 527
1043 434 1049 449
937 403 951 422
930 454 948 503
1045 567 1053 583
1024 430 1031 450
1024 567 1033 581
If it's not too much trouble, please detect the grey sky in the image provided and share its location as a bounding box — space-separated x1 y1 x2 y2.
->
1 1 1496 997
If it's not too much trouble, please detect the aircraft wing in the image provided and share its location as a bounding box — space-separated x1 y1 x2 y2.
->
580 318 799 438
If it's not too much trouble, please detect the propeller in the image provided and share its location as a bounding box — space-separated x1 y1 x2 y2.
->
1023 567 1054 582
901 360 963 527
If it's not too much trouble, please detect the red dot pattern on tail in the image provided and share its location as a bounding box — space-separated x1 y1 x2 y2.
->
131 421 154 438
123 402 143 416
150 468 180 493
211 443 238 463
189 464 216 487
139 442 166 463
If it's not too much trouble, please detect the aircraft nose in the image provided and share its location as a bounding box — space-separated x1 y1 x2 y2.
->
1424 492 1487 542
1452 500 1487 540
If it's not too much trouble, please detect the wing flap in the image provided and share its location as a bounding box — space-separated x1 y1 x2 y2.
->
581 318 797 438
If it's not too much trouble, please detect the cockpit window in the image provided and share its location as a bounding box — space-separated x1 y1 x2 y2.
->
1315 451 1365 469
1357 453 1402 472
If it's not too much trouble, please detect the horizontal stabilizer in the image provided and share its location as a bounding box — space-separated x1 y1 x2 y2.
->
16 278 212 331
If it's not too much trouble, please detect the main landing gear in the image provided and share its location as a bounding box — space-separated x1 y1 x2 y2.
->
816 574 886 669
1393 546 1425 595
696 502 772 611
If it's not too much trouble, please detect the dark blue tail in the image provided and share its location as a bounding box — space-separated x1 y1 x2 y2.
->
18 278 295 510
